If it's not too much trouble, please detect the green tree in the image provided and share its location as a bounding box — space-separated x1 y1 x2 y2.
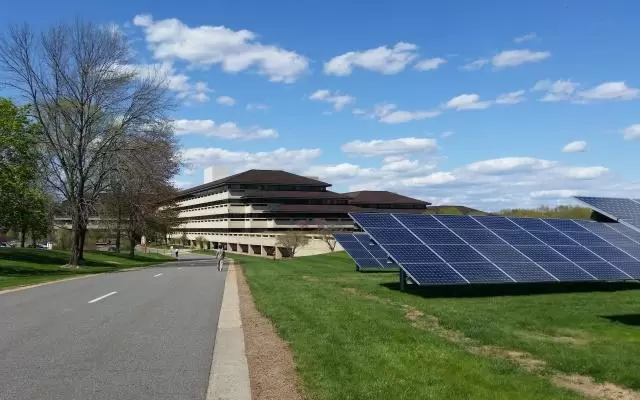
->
0 98 50 246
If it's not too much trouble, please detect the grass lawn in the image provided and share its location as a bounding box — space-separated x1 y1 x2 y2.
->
236 251 640 400
0 248 174 290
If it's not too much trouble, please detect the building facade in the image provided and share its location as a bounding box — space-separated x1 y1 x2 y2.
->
171 169 429 258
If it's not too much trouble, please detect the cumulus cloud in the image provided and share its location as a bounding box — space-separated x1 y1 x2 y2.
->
460 59 489 71
444 94 492 110
309 89 355 111
492 49 551 68
464 157 556 174
216 96 236 106
341 137 438 156
181 147 322 171
246 103 270 111
173 119 278 140
133 14 309 83
623 124 640 140
415 57 447 71
562 140 587 153
532 79 578 102
495 90 526 104
116 62 211 102
358 103 441 124
514 33 537 43
578 81 639 101
324 42 418 76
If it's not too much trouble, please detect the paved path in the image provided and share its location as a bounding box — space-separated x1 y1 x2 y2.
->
0 256 226 400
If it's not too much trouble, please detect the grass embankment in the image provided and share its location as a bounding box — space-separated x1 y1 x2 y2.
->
236 252 640 400
0 248 174 290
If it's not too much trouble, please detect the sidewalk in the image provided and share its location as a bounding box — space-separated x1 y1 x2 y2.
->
207 260 252 400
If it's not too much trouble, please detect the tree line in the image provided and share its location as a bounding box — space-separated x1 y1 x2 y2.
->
0 21 181 265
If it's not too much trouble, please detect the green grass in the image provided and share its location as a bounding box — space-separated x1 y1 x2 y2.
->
236 252 640 400
0 248 174 289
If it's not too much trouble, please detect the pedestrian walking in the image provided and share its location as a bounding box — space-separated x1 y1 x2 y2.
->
175 249 179 259
216 245 226 271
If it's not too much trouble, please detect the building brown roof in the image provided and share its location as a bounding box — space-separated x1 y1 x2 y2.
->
241 190 349 200
178 170 330 198
272 204 426 214
343 190 430 206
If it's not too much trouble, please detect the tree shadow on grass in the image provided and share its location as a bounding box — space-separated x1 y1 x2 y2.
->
380 281 640 299
601 314 640 327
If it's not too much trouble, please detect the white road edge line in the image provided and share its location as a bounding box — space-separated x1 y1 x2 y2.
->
154 273 163 277
178 267 183 270
88 291 118 304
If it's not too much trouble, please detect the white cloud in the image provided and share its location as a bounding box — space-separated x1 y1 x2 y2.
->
578 81 639 101
116 62 211 103
133 14 309 83
465 157 556 174
352 108 367 115
324 42 418 76
415 57 447 71
461 59 489 71
440 131 454 138
173 119 278 140
562 140 587 153
360 103 441 123
380 159 422 172
341 137 438 156
445 94 492 110
532 79 578 102
623 124 640 140
514 33 537 43
495 90 526 104
309 90 355 111
216 96 236 106
558 166 608 179
492 49 551 68
530 189 579 199
246 103 270 111
402 171 457 186
181 147 321 171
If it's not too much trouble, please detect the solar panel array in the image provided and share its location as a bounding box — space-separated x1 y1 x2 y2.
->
575 196 640 231
349 212 640 286
334 232 397 269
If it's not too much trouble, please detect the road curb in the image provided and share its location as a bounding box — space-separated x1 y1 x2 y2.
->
206 260 252 400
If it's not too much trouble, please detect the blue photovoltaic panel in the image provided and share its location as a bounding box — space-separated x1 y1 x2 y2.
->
349 212 640 286
333 232 396 270
575 196 640 233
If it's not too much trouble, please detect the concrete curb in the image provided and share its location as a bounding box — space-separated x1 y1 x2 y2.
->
206 261 252 400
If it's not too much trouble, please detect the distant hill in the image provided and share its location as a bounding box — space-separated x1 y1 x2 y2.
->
498 205 594 220
424 205 489 216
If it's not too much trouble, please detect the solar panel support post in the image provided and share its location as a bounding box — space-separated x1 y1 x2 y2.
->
400 269 407 291
355 262 360 272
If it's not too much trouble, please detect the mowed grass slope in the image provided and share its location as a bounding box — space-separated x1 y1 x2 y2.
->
0 248 174 289
236 252 640 400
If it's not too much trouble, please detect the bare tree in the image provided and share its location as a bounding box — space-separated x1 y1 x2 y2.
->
0 21 173 266
276 231 310 258
312 218 343 252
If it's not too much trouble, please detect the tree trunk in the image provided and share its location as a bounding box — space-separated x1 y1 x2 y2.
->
128 236 136 258
31 231 36 248
79 226 87 261
115 207 122 252
20 224 27 248
69 215 82 267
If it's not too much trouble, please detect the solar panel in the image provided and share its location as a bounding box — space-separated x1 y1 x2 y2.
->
350 212 640 286
333 232 397 270
575 196 640 232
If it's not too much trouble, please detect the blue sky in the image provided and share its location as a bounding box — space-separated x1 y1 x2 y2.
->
4 0 640 210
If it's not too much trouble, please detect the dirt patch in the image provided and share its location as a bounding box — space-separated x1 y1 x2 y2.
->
405 309 424 321
342 287 388 303
471 346 547 373
516 330 590 346
553 375 640 400
236 263 305 400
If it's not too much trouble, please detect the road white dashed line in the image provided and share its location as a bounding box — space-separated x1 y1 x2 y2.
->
88 291 117 304
154 273 163 278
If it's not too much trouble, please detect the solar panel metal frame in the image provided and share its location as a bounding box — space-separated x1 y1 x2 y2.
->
349 212 640 287
333 232 398 270
574 196 640 234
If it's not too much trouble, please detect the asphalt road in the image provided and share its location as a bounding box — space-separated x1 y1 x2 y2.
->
0 254 226 400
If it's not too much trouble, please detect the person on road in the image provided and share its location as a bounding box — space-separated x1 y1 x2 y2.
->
216 245 226 271
175 249 179 259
